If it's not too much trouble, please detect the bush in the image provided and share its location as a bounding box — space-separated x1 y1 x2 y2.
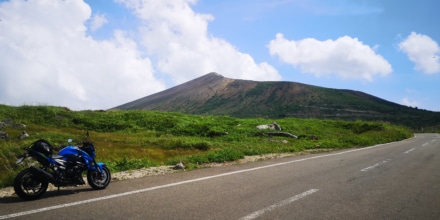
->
108 157 155 172
206 148 244 163
337 120 384 134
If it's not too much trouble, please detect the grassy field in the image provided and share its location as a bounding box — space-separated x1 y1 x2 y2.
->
0 105 413 187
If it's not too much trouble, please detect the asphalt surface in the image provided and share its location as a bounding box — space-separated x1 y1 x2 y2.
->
1 133 439 220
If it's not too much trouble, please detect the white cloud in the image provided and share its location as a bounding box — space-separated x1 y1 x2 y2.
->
0 0 165 110
268 33 393 81
116 0 281 84
0 0 281 110
90 13 108 32
401 98 419 108
399 32 440 74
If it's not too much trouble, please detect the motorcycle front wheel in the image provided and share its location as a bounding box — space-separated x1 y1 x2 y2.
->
14 168 49 200
87 166 111 190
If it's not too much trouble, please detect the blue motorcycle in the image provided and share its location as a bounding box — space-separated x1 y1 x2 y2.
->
14 138 111 200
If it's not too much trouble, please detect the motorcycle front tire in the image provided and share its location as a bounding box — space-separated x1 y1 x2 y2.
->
87 166 111 190
14 168 49 200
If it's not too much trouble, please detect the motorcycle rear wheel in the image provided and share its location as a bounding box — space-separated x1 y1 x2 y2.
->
14 168 49 200
87 166 111 190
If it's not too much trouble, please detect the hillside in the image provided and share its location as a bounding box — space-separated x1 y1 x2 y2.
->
113 72 440 130
0 105 415 187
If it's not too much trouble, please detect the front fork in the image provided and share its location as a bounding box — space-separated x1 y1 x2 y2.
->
92 160 106 177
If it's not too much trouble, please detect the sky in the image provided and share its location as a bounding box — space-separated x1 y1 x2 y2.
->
0 0 439 112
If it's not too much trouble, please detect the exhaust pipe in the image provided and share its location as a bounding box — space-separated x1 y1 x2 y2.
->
29 166 56 183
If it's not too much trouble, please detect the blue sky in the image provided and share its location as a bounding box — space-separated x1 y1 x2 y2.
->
0 0 439 111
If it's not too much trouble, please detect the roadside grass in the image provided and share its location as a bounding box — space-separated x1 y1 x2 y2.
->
0 105 413 187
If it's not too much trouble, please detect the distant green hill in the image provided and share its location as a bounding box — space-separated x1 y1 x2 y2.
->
113 73 440 131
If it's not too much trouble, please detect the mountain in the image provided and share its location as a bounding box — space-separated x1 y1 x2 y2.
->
112 72 440 130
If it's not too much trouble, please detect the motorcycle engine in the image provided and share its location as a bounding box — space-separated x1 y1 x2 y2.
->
53 160 86 185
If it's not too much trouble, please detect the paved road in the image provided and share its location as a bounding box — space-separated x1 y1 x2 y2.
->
1 133 439 219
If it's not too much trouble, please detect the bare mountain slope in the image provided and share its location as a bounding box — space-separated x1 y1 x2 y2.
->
114 72 239 112
113 72 439 129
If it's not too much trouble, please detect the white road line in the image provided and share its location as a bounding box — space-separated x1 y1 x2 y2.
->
422 143 429 147
239 189 319 220
404 148 416 154
0 142 396 219
361 159 391 172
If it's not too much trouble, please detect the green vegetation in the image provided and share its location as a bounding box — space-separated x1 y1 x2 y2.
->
0 104 413 187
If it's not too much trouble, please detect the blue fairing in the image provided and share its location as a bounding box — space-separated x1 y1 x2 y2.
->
57 146 80 156
58 146 96 169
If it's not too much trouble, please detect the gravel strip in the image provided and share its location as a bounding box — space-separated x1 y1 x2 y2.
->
0 152 310 198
